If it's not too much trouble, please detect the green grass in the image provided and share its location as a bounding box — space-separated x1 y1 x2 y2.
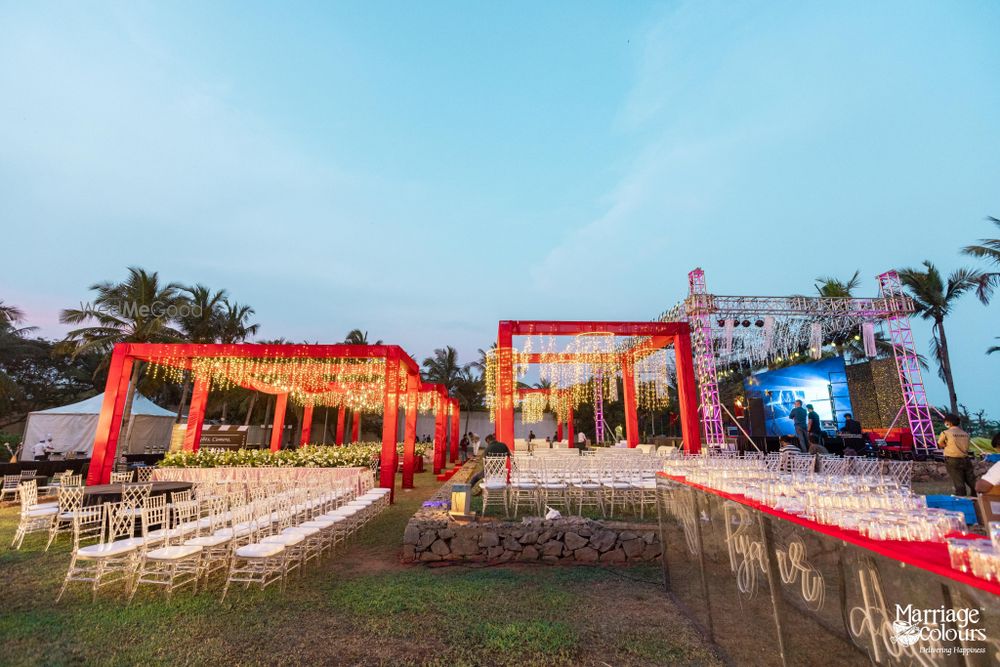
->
0 473 721 667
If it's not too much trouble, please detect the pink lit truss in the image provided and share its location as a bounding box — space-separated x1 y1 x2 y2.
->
627 268 936 455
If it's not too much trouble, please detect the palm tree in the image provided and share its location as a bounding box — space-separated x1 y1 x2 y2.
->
215 301 259 422
218 301 260 344
0 300 27 326
174 285 229 421
344 329 382 345
59 267 185 448
962 216 1000 304
814 271 861 298
422 346 470 395
988 338 999 356
0 301 37 402
898 261 982 415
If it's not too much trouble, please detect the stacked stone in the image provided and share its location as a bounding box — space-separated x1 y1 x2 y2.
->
402 516 662 564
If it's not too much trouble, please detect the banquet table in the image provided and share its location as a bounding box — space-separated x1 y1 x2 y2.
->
83 481 193 506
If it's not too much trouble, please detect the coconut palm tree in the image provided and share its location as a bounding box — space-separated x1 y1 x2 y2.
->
962 216 1000 304
0 300 28 326
214 301 259 422
897 261 982 415
218 301 260 344
344 329 382 345
173 285 229 421
59 267 186 448
814 271 861 298
422 346 470 395
0 301 37 402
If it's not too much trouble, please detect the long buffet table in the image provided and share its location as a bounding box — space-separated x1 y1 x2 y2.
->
655 473 1000 667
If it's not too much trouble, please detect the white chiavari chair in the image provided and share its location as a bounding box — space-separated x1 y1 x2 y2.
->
57 502 144 602
12 481 58 548
46 484 86 551
481 455 509 517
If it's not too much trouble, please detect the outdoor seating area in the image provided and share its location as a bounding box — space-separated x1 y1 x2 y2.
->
482 448 665 519
14 465 388 602
2 6 998 662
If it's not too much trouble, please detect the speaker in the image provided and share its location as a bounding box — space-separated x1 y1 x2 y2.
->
747 397 767 437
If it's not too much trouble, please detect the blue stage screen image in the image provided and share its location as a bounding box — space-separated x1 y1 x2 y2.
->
743 356 854 436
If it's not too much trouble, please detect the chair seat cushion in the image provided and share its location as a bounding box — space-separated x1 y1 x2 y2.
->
261 533 305 546
282 526 321 537
483 482 507 490
185 534 231 548
146 544 203 560
236 542 284 558
25 507 58 518
214 526 252 539
299 520 335 528
78 538 143 558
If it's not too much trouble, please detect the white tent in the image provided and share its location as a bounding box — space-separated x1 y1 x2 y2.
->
21 393 175 460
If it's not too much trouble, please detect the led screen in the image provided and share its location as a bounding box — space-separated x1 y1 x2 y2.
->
743 356 854 436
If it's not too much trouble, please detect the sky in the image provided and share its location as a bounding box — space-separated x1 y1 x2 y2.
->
1 1 998 415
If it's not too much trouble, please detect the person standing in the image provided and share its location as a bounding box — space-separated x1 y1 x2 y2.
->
788 400 808 452
459 434 469 463
806 404 824 446
939 414 975 496
32 438 49 461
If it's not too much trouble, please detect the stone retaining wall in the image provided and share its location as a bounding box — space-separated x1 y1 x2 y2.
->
913 459 993 484
402 462 661 564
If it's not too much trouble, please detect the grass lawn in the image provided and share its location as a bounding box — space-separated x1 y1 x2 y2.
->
0 472 721 667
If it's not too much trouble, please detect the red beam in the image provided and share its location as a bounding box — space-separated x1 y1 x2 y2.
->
503 321 688 337
183 376 209 451
270 393 288 451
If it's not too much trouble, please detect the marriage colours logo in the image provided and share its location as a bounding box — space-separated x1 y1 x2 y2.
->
891 605 986 656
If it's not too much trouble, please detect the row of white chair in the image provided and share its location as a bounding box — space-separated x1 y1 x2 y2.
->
482 456 661 519
49 480 389 602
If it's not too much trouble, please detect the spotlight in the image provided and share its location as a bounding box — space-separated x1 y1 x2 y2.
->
755 319 765 328
741 320 751 328
717 319 726 327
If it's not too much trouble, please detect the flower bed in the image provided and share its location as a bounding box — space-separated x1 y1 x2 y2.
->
160 442 429 468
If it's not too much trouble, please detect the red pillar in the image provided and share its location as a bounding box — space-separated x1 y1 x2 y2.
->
621 354 639 448
300 404 314 446
270 392 288 452
450 399 460 465
567 403 575 448
673 332 702 454
336 404 346 445
88 345 134 485
402 373 419 489
556 421 563 442
379 355 401 501
351 411 360 442
433 393 446 474
183 376 210 452
496 322 515 445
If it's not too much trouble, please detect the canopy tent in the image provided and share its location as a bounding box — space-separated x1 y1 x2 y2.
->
21 393 175 460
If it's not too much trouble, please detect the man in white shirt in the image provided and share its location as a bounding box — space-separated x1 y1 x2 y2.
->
32 439 49 461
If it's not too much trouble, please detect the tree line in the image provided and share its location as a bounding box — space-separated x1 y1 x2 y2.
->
0 217 997 440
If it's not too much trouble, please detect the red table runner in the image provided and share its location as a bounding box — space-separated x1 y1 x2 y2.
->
658 472 1000 596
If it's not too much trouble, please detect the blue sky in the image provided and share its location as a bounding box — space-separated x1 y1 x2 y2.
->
1 1 998 414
